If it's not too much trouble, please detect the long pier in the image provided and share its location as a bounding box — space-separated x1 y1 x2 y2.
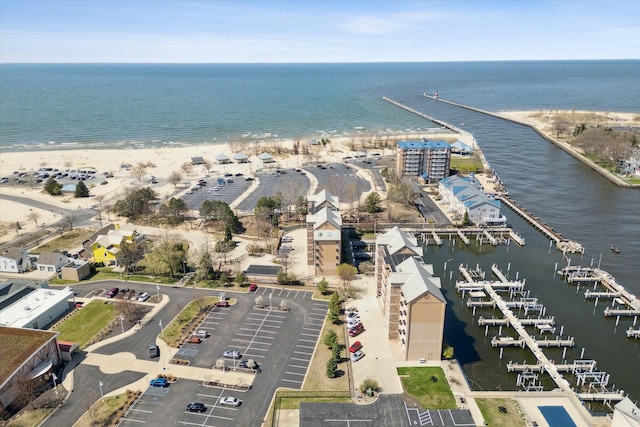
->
457 265 625 402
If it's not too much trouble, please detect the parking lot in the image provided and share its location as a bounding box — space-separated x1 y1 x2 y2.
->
114 287 328 426
236 170 310 213
303 162 372 199
181 175 252 210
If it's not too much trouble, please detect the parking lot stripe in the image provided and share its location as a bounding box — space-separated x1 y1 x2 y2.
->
281 378 302 384
293 350 313 356
121 418 145 423
287 364 308 369
290 357 310 362
285 371 306 376
300 332 318 337
295 344 315 349
129 408 153 413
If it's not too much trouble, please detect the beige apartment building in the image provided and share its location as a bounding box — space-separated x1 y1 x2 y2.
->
375 227 446 361
307 190 342 276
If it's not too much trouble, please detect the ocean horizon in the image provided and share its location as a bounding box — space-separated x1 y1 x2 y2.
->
1 60 638 151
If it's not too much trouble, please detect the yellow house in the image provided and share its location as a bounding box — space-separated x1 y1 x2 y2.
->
90 223 144 265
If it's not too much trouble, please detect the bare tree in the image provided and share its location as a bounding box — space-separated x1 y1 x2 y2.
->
181 162 194 176
130 163 147 182
168 171 183 188
202 158 212 173
115 298 144 322
63 214 77 231
292 136 301 155
28 211 41 227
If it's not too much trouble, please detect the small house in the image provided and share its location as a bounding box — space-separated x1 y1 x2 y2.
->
215 153 231 164
0 248 31 273
233 152 249 163
191 156 205 165
36 252 70 274
257 152 275 163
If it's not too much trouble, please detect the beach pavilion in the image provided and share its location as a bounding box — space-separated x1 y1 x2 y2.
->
258 152 275 163
233 152 249 163
215 153 231 164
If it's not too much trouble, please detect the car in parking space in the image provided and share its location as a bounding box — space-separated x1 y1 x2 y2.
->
351 350 365 362
215 300 230 307
137 292 150 302
347 311 359 320
187 335 202 344
195 330 209 338
186 402 207 412
219 396 242 407
239 360 260 371
149 378 169 387
223 350 241 359
349 341 362 353
105 287 119 298
249 284 258 292
346 319 361 328
349 324 364 337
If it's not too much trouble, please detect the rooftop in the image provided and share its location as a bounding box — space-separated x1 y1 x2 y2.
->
0 286 74 328
0 326 58 388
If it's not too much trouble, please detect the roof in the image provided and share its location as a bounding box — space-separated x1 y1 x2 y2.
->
191 156 205 164
245 264 282 276
397 140 451 150
257 152 274 161
308 189 339 210
306 207 342 231
376 226 422 257
0 326 58 389
61 183 76 192
233 152 249 160
215 153 230 161
392 257 445 304
36 251 67 266
0 247 25 261
0 286 74 328
440 176 500 211
615 397 640 421
451 140 473 153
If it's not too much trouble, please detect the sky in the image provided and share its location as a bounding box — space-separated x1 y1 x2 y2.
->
0 0 638 63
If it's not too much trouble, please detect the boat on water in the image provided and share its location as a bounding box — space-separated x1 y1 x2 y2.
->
611 245 621 253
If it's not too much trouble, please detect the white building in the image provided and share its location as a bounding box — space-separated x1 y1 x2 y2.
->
0 286 74 329
439 175 506 226
35 251 70 274
0 248 32 273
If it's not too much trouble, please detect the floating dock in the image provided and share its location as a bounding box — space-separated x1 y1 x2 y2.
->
416 227 524 247
456 264 625 402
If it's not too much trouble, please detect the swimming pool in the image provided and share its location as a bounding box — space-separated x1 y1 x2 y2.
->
538 406 577 427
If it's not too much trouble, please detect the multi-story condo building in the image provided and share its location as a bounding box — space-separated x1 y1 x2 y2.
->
306 191 342 276
375 227 446 361
396 140 451 181
439 175 506 226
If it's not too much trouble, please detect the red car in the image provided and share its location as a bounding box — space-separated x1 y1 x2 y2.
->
349 324 364 337
249 284 258 292
349 341 362 353
216 300 230 307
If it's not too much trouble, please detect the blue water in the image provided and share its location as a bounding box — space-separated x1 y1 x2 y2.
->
539 406 578 427
1 61 639 148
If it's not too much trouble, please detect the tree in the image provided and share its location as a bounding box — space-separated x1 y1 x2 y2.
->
323 329 339 349
168 170 183 188
113 187 157 219
195 247 215 281
443 346 455 360
364 192 382 213
202 158 212 173
117 241 145 273
147 235 187 277
181 162 194 176
130 163 147 182
160 197 188 224
200 200 239 231
295 196 308 217
74 181 90 197
337 263 357 288
359 378 379 395
44 177 62 195
326 357 338 378
358 261 374 275
317 277 329 295
235 271 246 284
63 214 77 231
28 211 41 227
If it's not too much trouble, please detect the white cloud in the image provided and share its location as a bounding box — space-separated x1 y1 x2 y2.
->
342 12 441 35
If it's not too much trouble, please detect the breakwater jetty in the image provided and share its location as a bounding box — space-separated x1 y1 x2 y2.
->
456 263 625 403
421 93 634 187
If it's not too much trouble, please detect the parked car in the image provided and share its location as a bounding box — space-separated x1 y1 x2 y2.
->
105 287 119 298
346 319 361 328
249 284 258 292
349 341 363 353
351 350 365 362
187 335 202 344
137 292 150 302
186 402 207 412
194 330 208 339
149 343 159 358
349 324 364 337
219 396 242 407
215 300 230 307
223 350 241 359
149 378 169 387
239 360 260 370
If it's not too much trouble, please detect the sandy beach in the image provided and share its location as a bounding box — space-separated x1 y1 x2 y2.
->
2 108 637 244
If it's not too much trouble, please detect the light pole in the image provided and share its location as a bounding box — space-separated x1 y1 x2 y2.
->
98 380 104 401
183 260 187 274
269 292 272 310
52 373 58 395
156 285 160 301
159 319 163 337
119 314 125 333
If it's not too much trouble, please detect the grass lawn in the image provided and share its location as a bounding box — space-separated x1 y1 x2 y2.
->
161 296 218 345
6 408 51 427
74 393 132 427
52 300 119 348
33 229 93 253
450 156 484 173
475 398 526 427
302 317 349 392
396 367 456 409
87 267 178 284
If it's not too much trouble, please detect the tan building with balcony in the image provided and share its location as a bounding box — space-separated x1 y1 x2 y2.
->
307 190 342 276
375 227 446 361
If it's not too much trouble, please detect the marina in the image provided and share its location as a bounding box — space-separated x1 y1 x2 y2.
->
455 264 626 403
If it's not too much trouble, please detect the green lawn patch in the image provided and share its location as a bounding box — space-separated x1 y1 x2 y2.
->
396 367 456 409
475 398 526 427
450 156 484 173
52 300 119 348
161 296 218 346
32 229 93 253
